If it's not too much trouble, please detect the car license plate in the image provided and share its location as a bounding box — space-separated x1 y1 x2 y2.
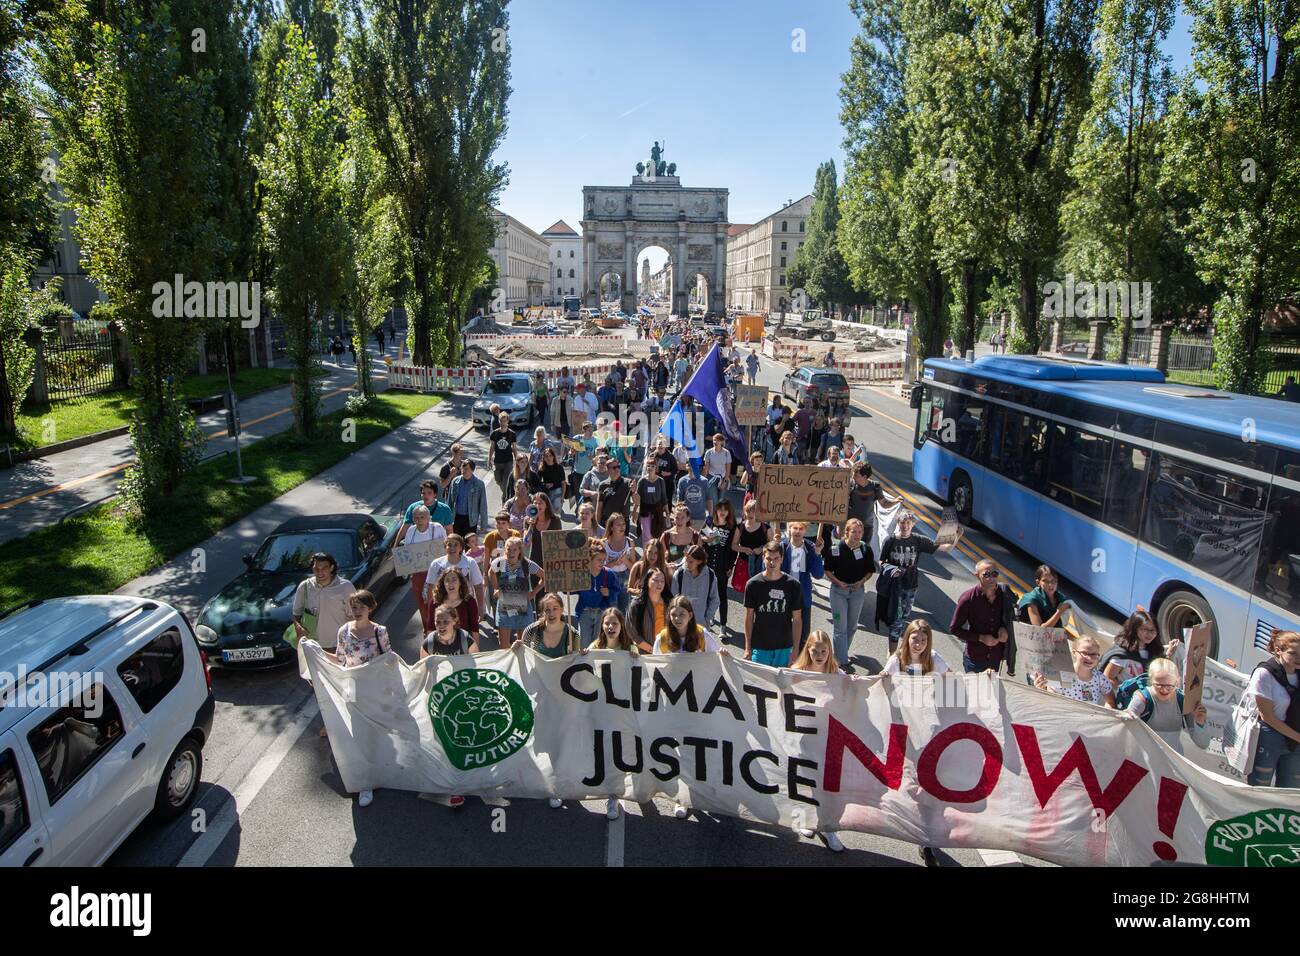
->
223 646 275 663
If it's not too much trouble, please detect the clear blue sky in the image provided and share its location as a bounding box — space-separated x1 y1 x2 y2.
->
497 0 1194 274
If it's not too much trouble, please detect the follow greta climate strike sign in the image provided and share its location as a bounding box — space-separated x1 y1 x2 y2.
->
302 644 1300 867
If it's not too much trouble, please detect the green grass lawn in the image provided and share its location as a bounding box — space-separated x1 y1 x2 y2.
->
0 391 440 609
6 366 296 452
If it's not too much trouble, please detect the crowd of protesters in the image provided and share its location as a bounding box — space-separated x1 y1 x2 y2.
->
290 315 1300 834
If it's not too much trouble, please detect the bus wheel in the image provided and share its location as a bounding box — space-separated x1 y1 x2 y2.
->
949 471 973 525
1156 589 1218 659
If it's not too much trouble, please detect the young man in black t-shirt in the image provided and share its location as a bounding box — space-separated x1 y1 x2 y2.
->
744 541 804 667
596 458 632 527
489 411 518 498
879 510 960 650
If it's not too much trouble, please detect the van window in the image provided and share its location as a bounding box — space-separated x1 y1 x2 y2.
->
0 749 30 853
117 628 185 715
27 683 125 805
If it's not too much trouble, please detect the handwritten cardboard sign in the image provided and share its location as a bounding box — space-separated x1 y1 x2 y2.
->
1013 622 1073 679
734 385 769 426
1182 621 1213 715
568 409 588 433
755 465 850 525
541 529 592 592
935 506 962 548
393 537 446 577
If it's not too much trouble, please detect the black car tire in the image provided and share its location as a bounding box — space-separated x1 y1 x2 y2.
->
1156 590 1218 659
153 735 203 821
949 470 974 526
820 331 835 342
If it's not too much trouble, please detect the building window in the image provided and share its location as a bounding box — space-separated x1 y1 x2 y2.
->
569 269 575 278
799 221 805 232
569 250 574 258
780 256 787 267
557 268 563 277
780 241 787 251
779 274 786 285
781 221 788 232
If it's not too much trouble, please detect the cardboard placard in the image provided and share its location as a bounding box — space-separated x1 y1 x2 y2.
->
935 506 962 548
393 537 446 577
1013 622 1073 678
1182 621 1213 715
734 385 769 426
754 464 850 525
541 528 592 592
568 409 588 433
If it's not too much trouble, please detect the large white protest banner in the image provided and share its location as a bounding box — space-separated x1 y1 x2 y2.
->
303 643 1300 867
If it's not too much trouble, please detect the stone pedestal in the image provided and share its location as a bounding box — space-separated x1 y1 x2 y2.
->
1087 320 1110 361
1151 322 1174 373
23 326 48 404
1049 319 1063 354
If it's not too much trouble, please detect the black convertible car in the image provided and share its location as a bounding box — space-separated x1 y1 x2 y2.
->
193 512 401 667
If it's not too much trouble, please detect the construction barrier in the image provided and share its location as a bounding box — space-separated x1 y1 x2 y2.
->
463 335 656 356
388 360 629 395
762 338 904 382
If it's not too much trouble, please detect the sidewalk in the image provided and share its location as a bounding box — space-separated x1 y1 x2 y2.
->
120 394 473 621
0 358 392 547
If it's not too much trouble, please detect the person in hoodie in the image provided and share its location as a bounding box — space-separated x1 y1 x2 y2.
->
780 521 824 647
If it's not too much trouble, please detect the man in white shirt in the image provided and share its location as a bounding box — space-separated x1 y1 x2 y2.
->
573 382 600 423
424 533 487 611
291 552 356 651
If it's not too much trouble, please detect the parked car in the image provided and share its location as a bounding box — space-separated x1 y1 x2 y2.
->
472 371 542 429
0 595 214 866
781 366 851 409
193 513 400 667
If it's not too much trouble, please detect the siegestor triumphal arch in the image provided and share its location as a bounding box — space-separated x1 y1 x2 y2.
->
581 142 729 316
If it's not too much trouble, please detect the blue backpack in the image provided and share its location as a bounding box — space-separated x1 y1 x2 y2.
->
1114 673 1182 721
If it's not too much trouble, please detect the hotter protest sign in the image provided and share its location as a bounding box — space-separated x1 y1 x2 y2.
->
569 409 588 433
755 464 849 525
1013 622 1074 679
392 537 446 577
303 645 1300 866
1182 623 1213 716
541 528 591 592
734 385 768 426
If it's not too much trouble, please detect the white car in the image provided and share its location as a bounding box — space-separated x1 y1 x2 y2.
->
0 595 214 866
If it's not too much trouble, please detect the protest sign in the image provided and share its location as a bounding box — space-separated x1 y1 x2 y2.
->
568 409 588 433
935 507 962 548
1013 622 1074 678
734 385 768 426
1182 623 1213 716
755 464 849 524
304 645 1300 867
541 529 591 592
392 537 446 577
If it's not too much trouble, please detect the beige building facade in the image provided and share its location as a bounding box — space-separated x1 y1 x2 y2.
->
491 210 551 309
724 194 812 313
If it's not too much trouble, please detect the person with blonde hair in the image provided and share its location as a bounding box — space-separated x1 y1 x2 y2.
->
791 630 840 675
1032 635 1113 706
489 535 542 649
579 607 637 819
1121 657 1210 755
882 619 949 676
790 629 844 851
1242 629 1300 787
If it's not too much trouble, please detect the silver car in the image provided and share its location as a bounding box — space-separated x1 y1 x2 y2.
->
472 372 541 429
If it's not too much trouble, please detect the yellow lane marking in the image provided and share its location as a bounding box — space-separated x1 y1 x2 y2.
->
1 385 355 512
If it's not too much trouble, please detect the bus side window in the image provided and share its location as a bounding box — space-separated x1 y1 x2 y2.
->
1256 483 1300 618
1103 441 1150 536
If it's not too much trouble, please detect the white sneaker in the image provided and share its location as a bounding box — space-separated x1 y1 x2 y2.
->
673 802 688 819
797 827 815 838
548 797 563 809
821 831 845 853
358 790 374 807
606 797 620 820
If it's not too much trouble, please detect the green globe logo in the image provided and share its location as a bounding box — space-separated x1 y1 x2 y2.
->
1205 809 1300 867
428 669 534 770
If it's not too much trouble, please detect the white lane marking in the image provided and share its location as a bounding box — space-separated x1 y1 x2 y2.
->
606 802 625 867
177 695 320 867
977 848 1024 866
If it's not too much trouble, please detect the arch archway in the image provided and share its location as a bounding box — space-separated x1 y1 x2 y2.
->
635 243 672 309
689 272 710 313
597 270 623 306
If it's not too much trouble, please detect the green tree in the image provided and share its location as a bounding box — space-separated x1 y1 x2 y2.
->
839 0 949 360
37 0 227 508
344 0 509 367
256 24 348 437
1165 0 1299 393
795 160 854 317
1060 0 1174 362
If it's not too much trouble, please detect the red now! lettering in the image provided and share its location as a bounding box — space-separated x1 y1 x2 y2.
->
916 723 1002 802
822 715 907 791
1012 724 1149 815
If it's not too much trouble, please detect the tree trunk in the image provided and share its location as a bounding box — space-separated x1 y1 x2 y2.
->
961 261 978 354
1017 258 1039 353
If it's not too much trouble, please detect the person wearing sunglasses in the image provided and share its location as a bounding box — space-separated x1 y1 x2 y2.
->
950 560 1014 674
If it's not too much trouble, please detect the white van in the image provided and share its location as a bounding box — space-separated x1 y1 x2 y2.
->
0 595 214 866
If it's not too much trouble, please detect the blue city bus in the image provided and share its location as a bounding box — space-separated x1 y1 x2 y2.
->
562 295 581 320
910 354 1300 668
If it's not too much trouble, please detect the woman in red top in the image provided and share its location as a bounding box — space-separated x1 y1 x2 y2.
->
429 568 479 642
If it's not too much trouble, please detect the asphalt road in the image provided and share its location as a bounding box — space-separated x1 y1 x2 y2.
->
108 343 1125 867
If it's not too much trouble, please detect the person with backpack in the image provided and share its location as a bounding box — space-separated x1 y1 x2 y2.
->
573 546 622 648
672 546 720 629
1100 610 1176 691
781 522 825 648
1241 629 1300 787
950 560 1013 674
1031 635 1113 706
878 510 957 654
1119 658 1210 755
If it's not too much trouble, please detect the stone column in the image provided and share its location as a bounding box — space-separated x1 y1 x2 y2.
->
623 230 637 315
1087 319 1110 361
1151 321 1174 373
23 325 48 404
1049 318 1063 354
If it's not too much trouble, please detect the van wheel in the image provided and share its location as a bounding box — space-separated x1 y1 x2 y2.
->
1156 590 1218 658
820 332 835 342
949 471 974 526
153 736 202 821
